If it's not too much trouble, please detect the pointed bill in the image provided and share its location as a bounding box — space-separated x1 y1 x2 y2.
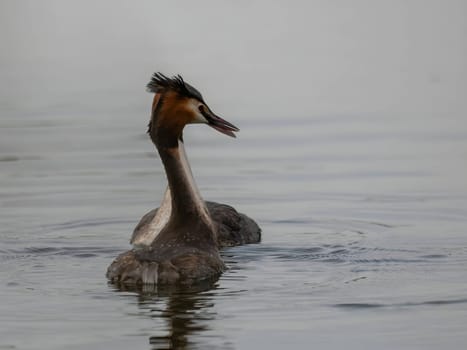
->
201 106 239 138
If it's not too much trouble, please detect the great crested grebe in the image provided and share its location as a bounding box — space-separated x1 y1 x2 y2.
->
107 73 261 286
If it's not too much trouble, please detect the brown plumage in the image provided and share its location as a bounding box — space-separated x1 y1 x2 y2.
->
131 201 261 248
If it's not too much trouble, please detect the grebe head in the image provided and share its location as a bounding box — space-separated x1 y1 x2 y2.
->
147 73 239 138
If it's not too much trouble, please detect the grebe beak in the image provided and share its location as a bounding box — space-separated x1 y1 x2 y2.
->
202 107 240 138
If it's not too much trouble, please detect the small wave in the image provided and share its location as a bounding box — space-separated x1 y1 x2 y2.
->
0 156 20 162
352 258 426 264
223 243 357 264
334 298 467 309
419 254 447 259
41 218 134 232
0 246 121 261
269 217 396 229
334 303 383 309
0 155 42 162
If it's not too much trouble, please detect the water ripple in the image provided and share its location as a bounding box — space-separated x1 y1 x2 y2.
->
335 298 467 309
0 246 121 261
40 218 134 232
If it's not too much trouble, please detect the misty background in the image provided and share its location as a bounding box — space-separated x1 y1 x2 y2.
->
1 0 466 120
1 0 467 198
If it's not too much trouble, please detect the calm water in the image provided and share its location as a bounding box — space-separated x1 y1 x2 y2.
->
1 108 467 349
2 1 467 349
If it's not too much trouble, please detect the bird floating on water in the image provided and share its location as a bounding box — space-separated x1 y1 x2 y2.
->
107 73 261 286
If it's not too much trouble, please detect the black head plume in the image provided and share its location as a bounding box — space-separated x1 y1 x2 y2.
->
146 72 204 102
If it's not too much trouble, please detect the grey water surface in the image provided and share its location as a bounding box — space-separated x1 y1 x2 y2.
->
1 1 467 349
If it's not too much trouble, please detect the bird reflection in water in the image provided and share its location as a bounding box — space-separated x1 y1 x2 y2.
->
112 281 233 350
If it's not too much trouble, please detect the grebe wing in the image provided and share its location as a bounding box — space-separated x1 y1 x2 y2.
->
130 201 261 248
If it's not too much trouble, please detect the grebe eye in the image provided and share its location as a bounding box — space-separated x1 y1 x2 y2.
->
198 105 204 112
